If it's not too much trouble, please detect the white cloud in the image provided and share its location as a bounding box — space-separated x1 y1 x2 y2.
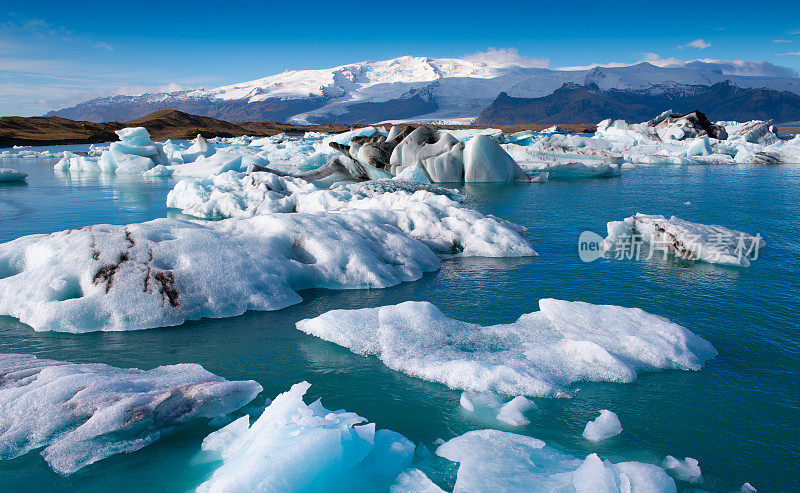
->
777 51 800 56
774 39 792 43
463 48 549 68
554 53 798 78
678 39 711 49
93 41 113 51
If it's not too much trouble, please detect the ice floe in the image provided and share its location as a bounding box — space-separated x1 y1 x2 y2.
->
582 410 623 442
0 353 261 475
459 392 535 427
166 171 535 258
0 168 27 182
602 213 765 267
436 429 676 492
196 381 415 493
0 213 440 332
296 299 716 397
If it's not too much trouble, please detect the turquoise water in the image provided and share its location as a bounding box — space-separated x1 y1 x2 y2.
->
1 155 798 492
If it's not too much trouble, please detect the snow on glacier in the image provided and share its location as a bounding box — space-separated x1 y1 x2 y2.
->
602 213 766 267
196 381 415 493
296 299 717 397
0 213 440 332
0 353 261 475
582 410 623 442
436 429 676 493
166 171 536 258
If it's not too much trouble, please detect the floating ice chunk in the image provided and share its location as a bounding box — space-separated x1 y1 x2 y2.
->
662 456 702 483
0 214 439 332
393 163 431 183
460 392 534 426
0 168 27 182
197 381 415 493
436 429 676 493
602 213 766 267
462 135 530 183
98 127 168 174
143 164 173 177
391 468 446 493
531 162 620 180
322 126 379 146
0 353 261 475
181 134 216 162
582 410 622 442
741 482 758 492
496 396 536 426
166 172 535 258
296 299 716 397
686 137 712 157
54 152 101 173
170 151 243 178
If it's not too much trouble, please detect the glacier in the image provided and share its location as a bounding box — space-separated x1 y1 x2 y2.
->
296 299 717 397
0 353 261 475
602 213 766 267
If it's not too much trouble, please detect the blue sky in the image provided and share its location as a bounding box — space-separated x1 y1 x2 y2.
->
2 0 800 116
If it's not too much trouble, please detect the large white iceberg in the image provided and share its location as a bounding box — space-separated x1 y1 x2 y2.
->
602 213 765 267
0 353 261 475
296 299 716 397
436 429 676 492
99 127 169 174
196 381 415 493
166 171 536 258
0 214 440 332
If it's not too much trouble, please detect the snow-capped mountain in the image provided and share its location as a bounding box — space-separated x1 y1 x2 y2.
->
48 56 800 124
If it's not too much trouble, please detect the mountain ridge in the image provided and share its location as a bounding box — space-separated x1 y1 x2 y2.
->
46 55 800 124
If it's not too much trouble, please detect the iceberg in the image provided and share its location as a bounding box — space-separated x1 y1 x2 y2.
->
170 151 244 178
602 213 766 267
166 171 535 258
0 214 440 332
463 135 531 183
582 410 623 442
196 381 415 493
0 353 261 475
54 152 102 173
98 127 168 174
0 168 27 182
391 468 446 493
436 429 676 492
296 299 716 397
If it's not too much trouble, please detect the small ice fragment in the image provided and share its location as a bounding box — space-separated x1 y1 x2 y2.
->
662 455 702 483
582 410 622 442
495 396 535 426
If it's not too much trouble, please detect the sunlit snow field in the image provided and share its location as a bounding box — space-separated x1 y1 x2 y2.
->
1 150 799 491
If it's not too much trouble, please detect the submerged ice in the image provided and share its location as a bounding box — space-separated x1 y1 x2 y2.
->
0 353 261 475
296 299 716 397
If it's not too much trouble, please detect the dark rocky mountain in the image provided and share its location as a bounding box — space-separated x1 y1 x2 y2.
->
475 81 800 124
